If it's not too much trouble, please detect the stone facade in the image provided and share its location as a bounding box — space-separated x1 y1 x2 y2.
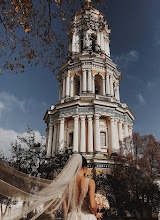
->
44 0 135 170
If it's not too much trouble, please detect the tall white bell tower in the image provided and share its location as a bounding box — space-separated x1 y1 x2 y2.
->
44 0 134 172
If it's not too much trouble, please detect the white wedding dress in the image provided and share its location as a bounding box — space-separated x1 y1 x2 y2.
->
67 178 97 220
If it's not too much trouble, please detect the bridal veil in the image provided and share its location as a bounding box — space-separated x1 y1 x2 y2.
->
0 153 82 219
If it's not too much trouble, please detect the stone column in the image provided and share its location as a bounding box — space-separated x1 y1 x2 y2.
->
82 70 87 93
100 32 104 51
80 116 86 153
75 34 79 53
87 115 93 153
62 77 66 98
72 32 76 53
106 39 110 57
88 70 92 92
73 115 79 152
129 126 133 137
46 123 53 157
94 114 101 153
92 76 95 94
66 73 70 97
103 79 105 96
119 121 124 142
124 122 129 138
46 127 49 153
58 118 65 151
52 123 57 156
106 72 110 95
117 84 120 101
104 40 107 55
110 117 116 153
70 78 74 97
110 75 114 97
114 119 119 151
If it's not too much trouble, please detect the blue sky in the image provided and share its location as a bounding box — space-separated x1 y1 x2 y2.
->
0 0 160 156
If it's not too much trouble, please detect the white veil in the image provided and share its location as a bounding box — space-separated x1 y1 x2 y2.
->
0 153 82 220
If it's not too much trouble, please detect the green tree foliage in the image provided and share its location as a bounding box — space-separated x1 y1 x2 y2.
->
0 0 107 74
4 127 70 179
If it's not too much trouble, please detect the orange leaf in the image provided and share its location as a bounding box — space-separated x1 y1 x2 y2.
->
15 6 20 12
25 28 31 33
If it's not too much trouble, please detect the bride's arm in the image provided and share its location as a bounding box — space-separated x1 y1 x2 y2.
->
62 199 67 220
88 179 97 216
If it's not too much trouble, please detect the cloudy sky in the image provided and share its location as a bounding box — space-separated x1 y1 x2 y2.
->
0 0 160 156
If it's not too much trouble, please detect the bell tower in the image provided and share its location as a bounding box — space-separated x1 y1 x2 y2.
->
44 0 134 172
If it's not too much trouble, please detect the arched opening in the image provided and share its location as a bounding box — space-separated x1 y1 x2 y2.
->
100 131 106 146
80 35 84 52
95 74 103 95
74 75 80 96
91 34 96 52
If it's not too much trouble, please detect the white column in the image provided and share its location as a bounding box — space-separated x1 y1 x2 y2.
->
92 76 95 94
88 70 92 92
82 70 87 92
104 40 107 55
106 72 110 95
80 116 86 153
87 115 93 153
66 73 70 97
70 78 74 97
129 126 133 137
62 77 66 98
58 118 65 151
117 84 120 101
52 124 57 156
75 34 79 53
110 117 116 154
97 32 101 50
110 75 114 97
46 127 49 153
100 32 104 51
114 119 119 151
46 123 53 157
72 32 76 53
119 121 124 142
124 122 129 138
103 79 105 96
94 114 101 153
106 39 110 57
73 115 79 152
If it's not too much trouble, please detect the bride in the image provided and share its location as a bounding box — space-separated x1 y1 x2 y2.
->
63 155 103 220
0 154 103 219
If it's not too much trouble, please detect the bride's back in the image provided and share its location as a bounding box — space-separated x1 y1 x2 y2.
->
75 177 90 211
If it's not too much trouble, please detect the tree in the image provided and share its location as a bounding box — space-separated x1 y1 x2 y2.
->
95 133 160 219
7 127 71 179
0 0 107 74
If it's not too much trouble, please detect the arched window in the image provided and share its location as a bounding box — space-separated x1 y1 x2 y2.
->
91 34 96 52
100 131 106 146
95 74 103 95
80 35 84 52
74 75 80 96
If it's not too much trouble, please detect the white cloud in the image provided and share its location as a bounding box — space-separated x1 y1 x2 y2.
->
137 94 146 105
0 91 25 112
0 101 5 111
146 81 157 89
0 128 46 157
113 50 139 70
